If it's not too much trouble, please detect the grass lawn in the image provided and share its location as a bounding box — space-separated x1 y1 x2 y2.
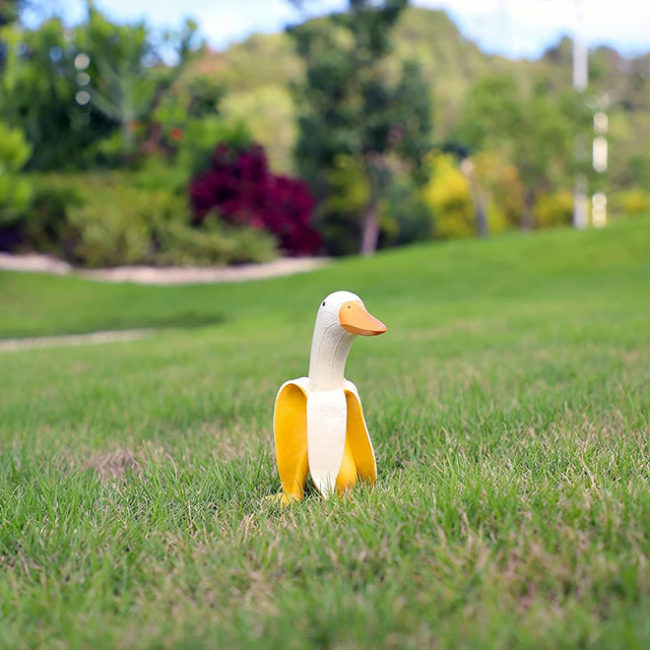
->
1 217 649 648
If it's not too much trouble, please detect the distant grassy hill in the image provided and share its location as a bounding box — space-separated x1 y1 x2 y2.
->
2 214 648 339
184 7 650 188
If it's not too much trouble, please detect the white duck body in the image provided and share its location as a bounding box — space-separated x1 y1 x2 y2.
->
273 291 387 500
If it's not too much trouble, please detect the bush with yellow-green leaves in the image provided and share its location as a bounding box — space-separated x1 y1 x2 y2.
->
0 122 32 229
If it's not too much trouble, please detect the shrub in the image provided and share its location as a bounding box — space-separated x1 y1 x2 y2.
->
421 153 475 239
190 144 321 256
2 170 277 267
0 123 32 230
132 157 190 196
610 189 650 218
0 175 31 227
534 190 573 228
0 122 32 173
156 215 275 266
66 183 275 267
65 186 158 267
21 178 84 253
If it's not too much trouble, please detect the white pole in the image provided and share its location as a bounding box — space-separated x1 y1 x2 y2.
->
573 0 589 229
572 4 588 91
592 110 608 227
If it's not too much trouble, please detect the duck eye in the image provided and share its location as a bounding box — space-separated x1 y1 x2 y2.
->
322 301 326 307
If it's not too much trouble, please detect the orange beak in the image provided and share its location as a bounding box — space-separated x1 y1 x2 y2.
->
339 301 387 336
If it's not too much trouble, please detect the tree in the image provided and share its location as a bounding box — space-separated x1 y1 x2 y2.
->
0 0 23 26
0 18 114 169
290 0 432 255
456 73 590 229
76 3 201 157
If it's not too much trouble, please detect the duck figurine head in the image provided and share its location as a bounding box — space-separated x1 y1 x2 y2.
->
308 290 387 391
273 291 387 502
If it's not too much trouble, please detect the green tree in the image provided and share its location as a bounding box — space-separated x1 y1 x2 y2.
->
0 3 204 168
76 3 201 157
456 73 590 229
0 0 22 26
290 0 432 255
0 18 113 169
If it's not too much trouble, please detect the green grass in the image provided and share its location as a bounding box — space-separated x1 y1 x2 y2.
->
1 218 650 648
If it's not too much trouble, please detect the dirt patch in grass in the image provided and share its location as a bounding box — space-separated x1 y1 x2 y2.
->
62 430 258 485
86 448 142 482
0 329 155 352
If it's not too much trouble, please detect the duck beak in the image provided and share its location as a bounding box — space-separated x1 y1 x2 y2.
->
339 301 387 336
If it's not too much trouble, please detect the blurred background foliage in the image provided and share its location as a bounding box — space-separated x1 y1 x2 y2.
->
0 0 648 266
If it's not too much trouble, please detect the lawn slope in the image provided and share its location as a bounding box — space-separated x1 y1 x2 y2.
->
1 219 649 649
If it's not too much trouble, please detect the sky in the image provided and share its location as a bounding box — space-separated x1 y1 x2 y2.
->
23 0 650 60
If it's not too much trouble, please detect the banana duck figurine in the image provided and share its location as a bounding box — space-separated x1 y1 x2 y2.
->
273 291 387 502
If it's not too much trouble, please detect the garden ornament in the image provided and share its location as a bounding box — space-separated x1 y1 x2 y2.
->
273 291 387 503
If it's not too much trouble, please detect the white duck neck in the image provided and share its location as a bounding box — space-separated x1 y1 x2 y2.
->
308 319 355 391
